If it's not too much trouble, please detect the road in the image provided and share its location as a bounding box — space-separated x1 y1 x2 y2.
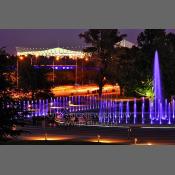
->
51 84 120 96
6 125 175 145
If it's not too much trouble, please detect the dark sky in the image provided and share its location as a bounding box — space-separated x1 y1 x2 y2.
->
0 29 175 55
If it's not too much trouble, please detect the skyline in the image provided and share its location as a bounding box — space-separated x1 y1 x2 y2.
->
0 29 175 54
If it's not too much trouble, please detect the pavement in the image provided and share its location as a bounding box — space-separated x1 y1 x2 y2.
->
2 125 175 145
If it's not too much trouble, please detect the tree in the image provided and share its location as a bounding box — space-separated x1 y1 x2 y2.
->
137 29 175 99
135 79 154 99
0 47 13 96
19 57 52 99
0 97 24 141
0 48 24 141
89 29 175 98
106 46 147 96
79 29 126 96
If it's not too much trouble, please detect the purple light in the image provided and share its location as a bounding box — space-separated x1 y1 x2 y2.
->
153 51 163 121
149 99 153 124
168 102 171 124
126 101 129 124
134 98 137 124
142 97 145 124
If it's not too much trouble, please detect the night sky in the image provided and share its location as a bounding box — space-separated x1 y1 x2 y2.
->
0 29 174 55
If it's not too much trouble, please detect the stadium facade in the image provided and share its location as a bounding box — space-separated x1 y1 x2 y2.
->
16 39 136 58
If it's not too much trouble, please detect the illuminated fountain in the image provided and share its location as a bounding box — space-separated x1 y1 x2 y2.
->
98 51 175 125
152 50 163 123
150 50 174 124
10 51 175 126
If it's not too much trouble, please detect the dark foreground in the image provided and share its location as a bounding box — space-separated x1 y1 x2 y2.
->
1 124 175 145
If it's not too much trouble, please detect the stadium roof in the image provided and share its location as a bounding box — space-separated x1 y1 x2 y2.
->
16 47 86 58
16 39 136 58
115 39 136 48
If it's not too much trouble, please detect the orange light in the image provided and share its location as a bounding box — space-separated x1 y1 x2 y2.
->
19 56 24 60
22 135 74 141
85 57 89 61
56 56 60 60
88 138 127 144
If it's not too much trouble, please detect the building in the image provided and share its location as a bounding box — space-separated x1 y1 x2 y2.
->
16 39 135 58
115 39 136 48
16 47 88 59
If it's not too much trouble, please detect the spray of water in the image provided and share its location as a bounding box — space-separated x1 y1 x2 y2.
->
153 51 163 120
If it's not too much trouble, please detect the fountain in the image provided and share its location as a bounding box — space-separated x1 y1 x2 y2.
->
97 50 175 125
9 51 175 126
153 50 163 122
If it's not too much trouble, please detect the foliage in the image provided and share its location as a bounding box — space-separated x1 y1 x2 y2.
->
0 96 24 141
19 58 52 99
135 79 154 99
137 29 175 98
0 47 13 91
106 29 175 98
79 29 126 96
0 48 24 140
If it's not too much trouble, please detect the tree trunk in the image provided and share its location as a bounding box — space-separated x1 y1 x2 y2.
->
98 82 103 97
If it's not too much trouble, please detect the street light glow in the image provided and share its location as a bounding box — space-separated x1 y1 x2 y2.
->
56 56 60 60
85 57 89 61
19 56 24 60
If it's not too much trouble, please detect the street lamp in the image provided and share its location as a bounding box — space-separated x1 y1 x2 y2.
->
81 57 89 85
81 59 83 86
75 56 78 85
97 134 101 142
56 56 60 61
53 57 55 84
16 55 24 89
49 56 57 86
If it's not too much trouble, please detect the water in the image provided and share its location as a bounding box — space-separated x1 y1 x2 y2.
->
153 50 163 121
98 51 175 125
7 51 175 125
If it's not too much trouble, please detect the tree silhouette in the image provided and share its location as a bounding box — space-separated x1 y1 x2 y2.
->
0 48 24 141
79 29 126 96
19 57 52 99
137 29 175 98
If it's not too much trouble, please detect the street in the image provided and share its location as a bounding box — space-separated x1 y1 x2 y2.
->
4 125 175 145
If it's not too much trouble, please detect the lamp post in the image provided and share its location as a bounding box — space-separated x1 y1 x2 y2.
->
16 57 19 89
53 57 55 85
30 56 33 65
75 57 78 85
16 55 24 89
81 59 83 86
81 57 89 85
51 56 60 87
